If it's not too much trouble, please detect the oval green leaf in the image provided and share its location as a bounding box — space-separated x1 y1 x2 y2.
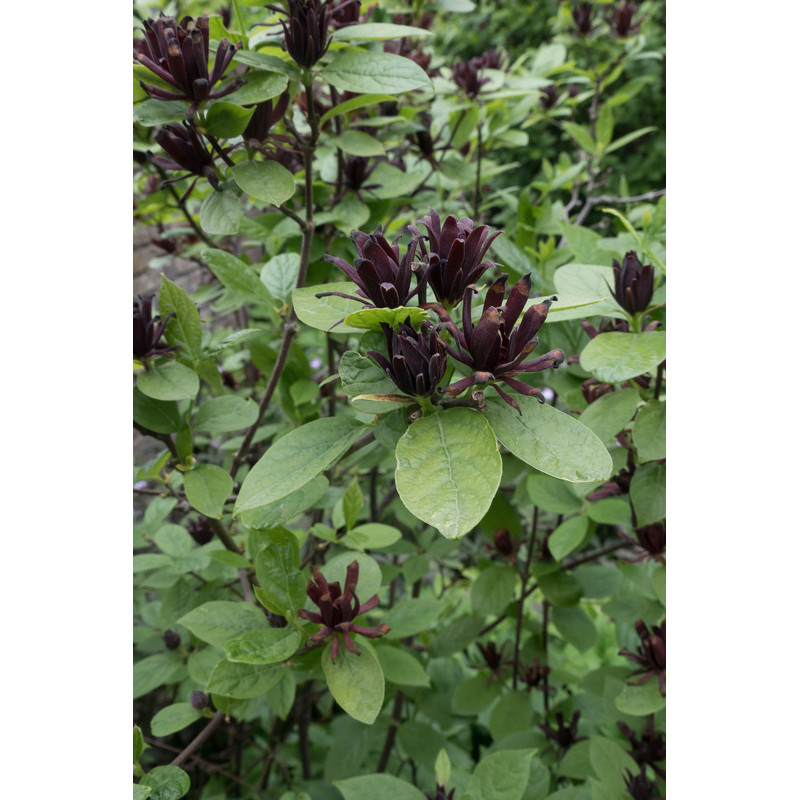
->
137 361 199 402
322 639 385 725
193 395 259 433
335 774 426 800
633 399 666 462
578 388 641 443
199 189 242 235
183 464 233 519
375 645 430 688
344 305 429 332
468 749 536 800
261 252 301 302
331 130 386 157
332 22 434 41
225 69 288 105
580 331 666 383
484 396 612 482
206 660 285 698
141 765 190 800
150 703 202 737
224 628 302 664
293 282 365 333
549 516 590 561
235 417 365 513
232 159 296 207
320 50 434 95
178 601 268 648
395 408 502 539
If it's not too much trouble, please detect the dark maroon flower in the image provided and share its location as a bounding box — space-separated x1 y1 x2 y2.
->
478 49 506 71
341 156 380 199
580 378 615 405
298 561 390 663
624 768 663 800
242 90 291 147
150 121 220 190
135 15 243 114
620 520 666 563
433 275 565 413
540 85 560 109
265 609 289 628
607 0 642 37
134 294 180 364
539 710 587 755
620 619 666 695
268 0 333 68
473 641 514 684
571 3 599 36
518 657 553 694
186 516 215 545
320 224 422 308
618 720 666 779
368 320 447 398
162 630 181 650
484 528 521 563
329 0 366 28
191 690 210 710
423 785 456 800
410 209 502 309
610 251 654 316
453 56 489 98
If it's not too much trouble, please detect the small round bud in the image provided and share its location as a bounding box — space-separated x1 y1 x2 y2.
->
191 691 209 710
162 630 181 650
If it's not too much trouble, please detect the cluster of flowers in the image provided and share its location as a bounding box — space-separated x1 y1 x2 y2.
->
321 209 567 413
571 0 644 39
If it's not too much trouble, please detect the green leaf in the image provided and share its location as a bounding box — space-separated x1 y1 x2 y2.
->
134 388 182 434
436 0 476 10
551 605 597 652
183 465 233 518
432 616 485 656
589 737 639 792
375 645 430 687
133 725 146 763
140 766 190 800
538 570 583 607
178 601 268 648
468 750 536 800
395 409 502 539
549 516 590 561
553 263 626 320
232 160 296 207
471 564 518 616
320 49 434 95
451 674 502 715
344 305 429 332
292 282 365 333
580 332 666 383
526 473 583 514
484 397 612 482
384 596 445 639
199 190 242 235
339 350 412 414
150 704 202 737
340 523 402 551
614 681 666 715
342 478 364 530
322 639 385 725
629 462 665 526
224 628 302 664
261 253 301 303
137 361 199 402
193 396 259 433
204 101 255 138
435 750 451 788
159 276 203 362
133 652 184 699
233 49 300 80
532 43 567 76
652 565 666 607
586 498 631 526
207 660 285 698
133 99 189 127
604 126 658 155
234 417 365 513
153 525 194 557
595 106 614 150
253 529 306 620
335 774 426 800
332 22 434 41
225 69 288 105
488 691 533 741
331 130 386 157
397 721 447 769
579 388 641 443
317 194 370 233
562 121 596 154
633 400 666 462
240 475 328 530
368 162 426 199
319 93 398 127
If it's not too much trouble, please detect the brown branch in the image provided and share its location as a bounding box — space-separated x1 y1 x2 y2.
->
513 506 539 689
376 690 405 773
170 711 226 767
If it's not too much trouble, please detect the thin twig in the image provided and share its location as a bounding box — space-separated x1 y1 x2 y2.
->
170 712 226 767
376 690 405 773
513 506 539 689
